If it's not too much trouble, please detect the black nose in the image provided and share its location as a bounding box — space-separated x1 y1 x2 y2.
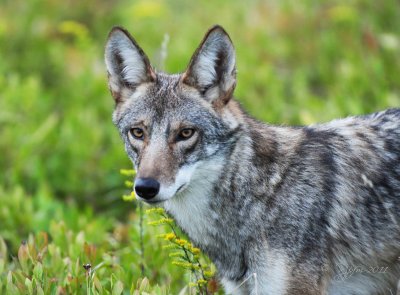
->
134 178 160 200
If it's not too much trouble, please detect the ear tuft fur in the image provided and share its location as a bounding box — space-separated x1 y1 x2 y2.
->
105 26 155 103
182 25 236 104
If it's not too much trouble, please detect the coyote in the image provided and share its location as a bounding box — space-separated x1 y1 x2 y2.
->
105 25 400 294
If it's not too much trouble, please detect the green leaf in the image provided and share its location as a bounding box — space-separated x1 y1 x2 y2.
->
25 278 33 295
0 258 5 274
6 272 19 294
112 280 123 295
0 236 7 260
36 284 45 295
49 283 58 295
93 275 103 293
6 271 12 285
33 262 43 283
74 258 80 276
18 242 29 272
139 278 150 292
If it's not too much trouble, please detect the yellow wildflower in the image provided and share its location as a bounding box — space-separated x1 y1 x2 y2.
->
204 270 215 278
162 244 177 250
119 169 136 176
164 233 176 241
190 247 201 255
148 218 173 226
124 180 133 188
172 261 199 270
197 279 207 286
175 239 187 247
122 191 136 201
145 208 165 214
168 251 185 258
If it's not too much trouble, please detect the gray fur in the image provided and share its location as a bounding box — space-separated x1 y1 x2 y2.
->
105 25 400 294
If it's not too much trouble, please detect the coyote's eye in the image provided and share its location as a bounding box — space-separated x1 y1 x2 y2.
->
177 128 195 141
130 128 144 140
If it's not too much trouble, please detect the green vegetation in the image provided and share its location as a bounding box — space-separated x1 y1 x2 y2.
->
0 0 399 293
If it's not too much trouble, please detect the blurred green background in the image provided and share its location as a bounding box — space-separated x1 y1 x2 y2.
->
0 0 399 293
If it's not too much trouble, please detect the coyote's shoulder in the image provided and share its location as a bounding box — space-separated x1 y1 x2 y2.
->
105 25 400 294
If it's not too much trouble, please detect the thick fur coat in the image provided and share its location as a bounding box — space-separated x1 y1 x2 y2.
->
105 25 400 294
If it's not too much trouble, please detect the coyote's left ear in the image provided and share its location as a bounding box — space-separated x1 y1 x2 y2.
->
182 25 236 105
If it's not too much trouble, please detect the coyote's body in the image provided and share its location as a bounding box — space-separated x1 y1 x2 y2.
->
105 25 400 294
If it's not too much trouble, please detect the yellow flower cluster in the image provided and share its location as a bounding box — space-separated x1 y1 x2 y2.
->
155 232 176 240
147 218 174 226
124 180 133 188
119 169 136 176
157 233 201 257
172 261 200 270
168 251 185 258
121 169 136 202
190 247 201 255
122 191 136 201
203 270 215 278
145 208 165 214
164 233 176 241
189 279 207 287
162 244 177 250
175 238 187 246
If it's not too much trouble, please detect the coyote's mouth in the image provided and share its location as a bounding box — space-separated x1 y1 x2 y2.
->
176 184 186 194
144 199 165 205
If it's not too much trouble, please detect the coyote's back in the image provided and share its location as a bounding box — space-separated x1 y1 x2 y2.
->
105 25 400 294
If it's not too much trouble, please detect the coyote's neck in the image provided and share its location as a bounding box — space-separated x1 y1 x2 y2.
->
163 157 225 246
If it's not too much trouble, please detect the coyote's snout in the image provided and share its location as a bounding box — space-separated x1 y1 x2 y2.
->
105 25 400 294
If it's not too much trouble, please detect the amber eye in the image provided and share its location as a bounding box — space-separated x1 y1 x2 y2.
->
130 128 144 139
177 128 195 141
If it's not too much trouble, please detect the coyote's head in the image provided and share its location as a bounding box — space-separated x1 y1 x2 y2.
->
105 25 241 204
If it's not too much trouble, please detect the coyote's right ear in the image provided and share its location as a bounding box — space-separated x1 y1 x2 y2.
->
105 27 156 103
182 25 236 106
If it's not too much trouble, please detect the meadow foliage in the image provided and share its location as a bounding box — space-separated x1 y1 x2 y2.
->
0 0 399 293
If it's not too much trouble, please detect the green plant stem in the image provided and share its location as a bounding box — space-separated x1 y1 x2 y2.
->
139 202 145 277
161 213 208 295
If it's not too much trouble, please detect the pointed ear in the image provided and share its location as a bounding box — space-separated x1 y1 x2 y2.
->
105 26 156 103
182 25 236 105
